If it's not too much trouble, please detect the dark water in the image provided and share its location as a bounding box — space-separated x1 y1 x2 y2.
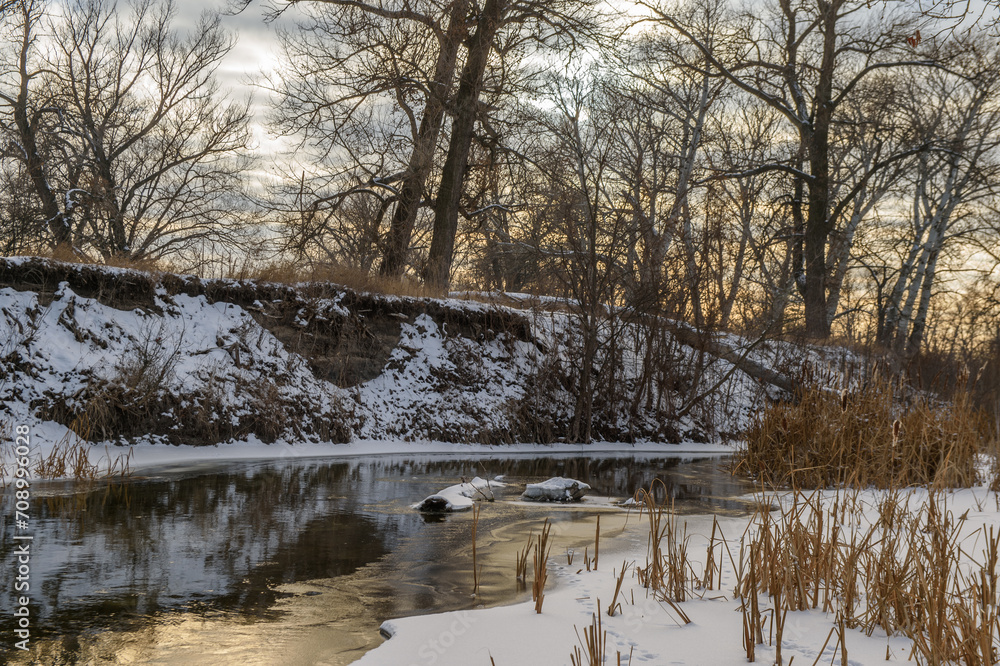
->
0 452 751 663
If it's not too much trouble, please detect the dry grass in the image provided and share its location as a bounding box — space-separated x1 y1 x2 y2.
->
735 489 1000 664
34 432 133 481
737 374 987 489
616 475 1000 662
0 423 133 483
515 532 533 585
607 561 629 617
634 481 694 606
37 245 166 273
701 516 722 592
235 260 435 299
0 420 12 486
471 504 482 596
49 343 352 447
593 514 600 570
570 609 607 666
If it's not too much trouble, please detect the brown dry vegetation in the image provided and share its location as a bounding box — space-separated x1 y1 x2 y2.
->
736 374 990 489
736 490 1000 665
0 420 133 484
229 259 436 299
624 481 1000 664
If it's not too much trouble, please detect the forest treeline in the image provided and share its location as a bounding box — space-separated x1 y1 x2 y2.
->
1 0 999 381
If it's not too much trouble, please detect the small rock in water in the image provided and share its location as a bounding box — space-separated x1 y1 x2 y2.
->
413 476 505 512
521 477 591 502
416 496 451 513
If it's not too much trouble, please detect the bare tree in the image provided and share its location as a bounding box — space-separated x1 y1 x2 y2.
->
421 0 599 291
266 0 470 273
0 159 43 254
703 98 787 330
597 2 726 324
0 0 252 262
0 0 78 248
528 71 631 442
878 37 1000 356
646 0 930 337
51 0 253 261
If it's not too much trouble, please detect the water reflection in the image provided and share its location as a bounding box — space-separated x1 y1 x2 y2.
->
0 452 750 664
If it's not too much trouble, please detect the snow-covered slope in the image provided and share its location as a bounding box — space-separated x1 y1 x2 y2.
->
0 257 843 448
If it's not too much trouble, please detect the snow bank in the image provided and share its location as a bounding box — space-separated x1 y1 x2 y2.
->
0 256 841 451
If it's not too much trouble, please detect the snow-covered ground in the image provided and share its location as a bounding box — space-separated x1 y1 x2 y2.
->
357 485 1000 666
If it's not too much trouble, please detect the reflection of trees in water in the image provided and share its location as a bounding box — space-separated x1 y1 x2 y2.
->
382 455 747 502
0 461 396 655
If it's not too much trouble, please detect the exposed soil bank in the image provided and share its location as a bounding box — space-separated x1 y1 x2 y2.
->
1 257 743 446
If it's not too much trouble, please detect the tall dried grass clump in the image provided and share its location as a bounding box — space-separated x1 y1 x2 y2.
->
0 421 133 483
633 481 693 624
570 610 607 666
736 490 1000 664
738 375 986 489
532 519 552 613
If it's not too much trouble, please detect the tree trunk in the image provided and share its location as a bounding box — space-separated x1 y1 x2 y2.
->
379 0 469 277
905 241 941 357
12 11 71 247
90 140 128 256
424 0 507 292
801 0 838 338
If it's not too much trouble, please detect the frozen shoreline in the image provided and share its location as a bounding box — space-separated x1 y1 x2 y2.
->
122 437 734 472
355 485 1000 666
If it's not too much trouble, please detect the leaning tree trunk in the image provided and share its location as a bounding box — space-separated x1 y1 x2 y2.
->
11 20 72 248
424 0 507 292
13 102 71 247
379 0 469 277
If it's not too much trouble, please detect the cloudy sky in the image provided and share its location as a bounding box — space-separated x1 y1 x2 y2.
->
191 0 297 166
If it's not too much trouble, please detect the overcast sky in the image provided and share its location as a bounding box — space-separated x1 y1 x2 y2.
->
190 0 296 167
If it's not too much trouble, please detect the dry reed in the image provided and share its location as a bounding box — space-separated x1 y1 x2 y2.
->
471 504 482 596
737 374 986 489
533 519 552 613
594 514 600 570
735 488 1000 664
608 561 629 617
32 430 133 482
515 532 533 584
570 609 607 666
634 481 692 604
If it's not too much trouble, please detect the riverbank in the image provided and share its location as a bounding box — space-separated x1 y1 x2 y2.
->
2 256 843 455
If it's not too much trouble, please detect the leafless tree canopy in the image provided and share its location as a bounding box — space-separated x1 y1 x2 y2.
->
2 0 1000 376
0 0 253 265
